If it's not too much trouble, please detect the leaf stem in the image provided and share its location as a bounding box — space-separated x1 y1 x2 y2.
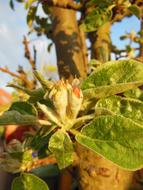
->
69 129 80 136
38 120 52 126
73 114 94 125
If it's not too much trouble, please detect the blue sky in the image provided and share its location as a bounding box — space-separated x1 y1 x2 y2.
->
0 1 140 91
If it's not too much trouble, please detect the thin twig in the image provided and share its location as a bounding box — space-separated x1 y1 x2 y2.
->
26 156 57 172
0 67 21 78
26 153 79 172
23 36 37 88
0 67 33 89
23 36 36 71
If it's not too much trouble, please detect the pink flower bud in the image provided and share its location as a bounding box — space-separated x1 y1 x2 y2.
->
67 84 83 119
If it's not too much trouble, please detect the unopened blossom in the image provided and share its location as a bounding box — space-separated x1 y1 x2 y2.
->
48 80 68 122
67 83 83 119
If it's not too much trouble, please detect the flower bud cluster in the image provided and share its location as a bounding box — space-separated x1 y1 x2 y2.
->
45 79 83 125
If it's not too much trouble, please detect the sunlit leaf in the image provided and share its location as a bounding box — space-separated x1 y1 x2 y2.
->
12 173 49 190
96 95 143 124
49 130 74 169
81 60 143 99
9 102 37 116
0 111 38 125
81 7 111 32
34 71 53 91
124 88 143 101
76 115 143 170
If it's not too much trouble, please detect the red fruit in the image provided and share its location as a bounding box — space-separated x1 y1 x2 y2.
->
5 125 30 144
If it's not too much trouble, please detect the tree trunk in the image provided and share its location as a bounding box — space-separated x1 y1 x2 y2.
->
52 6 87 82
89 22 111 63
76 144 134 190
51 3 88 190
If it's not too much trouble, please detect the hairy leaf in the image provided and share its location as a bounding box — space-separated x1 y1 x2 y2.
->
81 60 143 99
83 81 143 99
81 8 111 32
28 88 45 103
76 115 143 170
96 96 143 124
0 111 38 125
9 102 37 116
12 173 49 190
49 130 74 169
124 88 143 101
34 71 53 91
7 84 45 102
30 125 56 150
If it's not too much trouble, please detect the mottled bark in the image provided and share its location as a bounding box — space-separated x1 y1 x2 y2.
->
52 6 87 82
89 22 111 63
76 144 134 190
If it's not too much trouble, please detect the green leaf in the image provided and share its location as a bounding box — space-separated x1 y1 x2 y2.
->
49 130 74 169
25 0 37 9
76 115 143 170
96 96 143 124
0 111 38 125
9 102 37 116
47 42 53 53
81 60 143 99
37 102 60 126
0 143 33 173
27 6 37 28
81 60 143 90
83 81 143 99
42 3 51 15
12 173 49 190
9 0 14 10
16 0 24 2
28 88 45 103
128 5 141 19
8 85 45 103
7 84 33 94
124 88 143 101
30 125 56 150
33 71 53 91
81 8 111 32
